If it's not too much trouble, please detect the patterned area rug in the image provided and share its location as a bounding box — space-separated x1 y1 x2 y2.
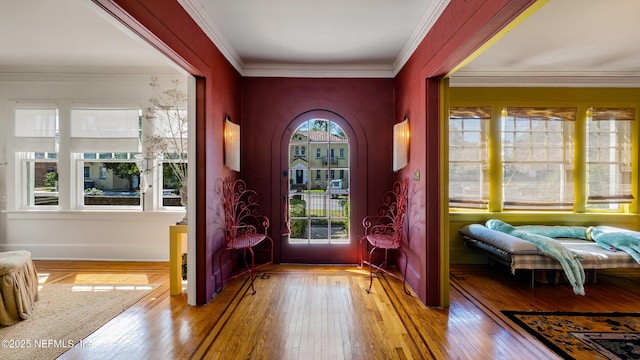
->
502 311 640 360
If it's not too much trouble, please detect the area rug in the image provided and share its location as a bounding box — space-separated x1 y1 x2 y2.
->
0 282 158 360
502 310 640 360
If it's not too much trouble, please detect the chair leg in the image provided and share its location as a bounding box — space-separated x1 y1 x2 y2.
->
398 247 410 295
358 237 366 269
364 245 411 296
366 246 378 293
213 247 227 293
247 246 257 295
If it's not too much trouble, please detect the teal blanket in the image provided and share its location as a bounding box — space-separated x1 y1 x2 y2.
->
485 220 585 295
587 226 640 264
516 225 588 240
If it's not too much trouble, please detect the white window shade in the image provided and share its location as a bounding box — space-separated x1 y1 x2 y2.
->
14 107 57 152
70 108 140 152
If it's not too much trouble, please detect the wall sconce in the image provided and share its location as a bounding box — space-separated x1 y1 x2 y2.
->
392 116 410 172
224 115 240 172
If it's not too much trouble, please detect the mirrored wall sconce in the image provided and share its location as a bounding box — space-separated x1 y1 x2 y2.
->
224 114 240 172
392 116 410 172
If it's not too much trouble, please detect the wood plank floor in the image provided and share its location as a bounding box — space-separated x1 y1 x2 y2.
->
28 260 640 359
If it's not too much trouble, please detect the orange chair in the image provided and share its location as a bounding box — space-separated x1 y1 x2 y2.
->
215 177 274 294
359 178 410 294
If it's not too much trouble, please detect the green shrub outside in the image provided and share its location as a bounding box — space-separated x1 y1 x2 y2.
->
289 197 307 238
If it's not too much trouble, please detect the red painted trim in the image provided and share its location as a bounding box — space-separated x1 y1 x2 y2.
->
425 0 538 77
424 78 441 306
91 0 204 75
194 76 207 305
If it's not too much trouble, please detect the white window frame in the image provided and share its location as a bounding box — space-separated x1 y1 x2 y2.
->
75 153 142 211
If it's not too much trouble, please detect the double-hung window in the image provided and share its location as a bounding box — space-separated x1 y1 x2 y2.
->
448 107 491 208
586 107 634 210
71 106 142 208
145 107 188 208
14 104 59 207
501 108 576 210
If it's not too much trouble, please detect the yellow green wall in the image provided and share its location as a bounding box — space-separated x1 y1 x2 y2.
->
449 87 640 264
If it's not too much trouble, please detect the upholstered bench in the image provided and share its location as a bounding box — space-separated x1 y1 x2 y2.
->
0 251 39 326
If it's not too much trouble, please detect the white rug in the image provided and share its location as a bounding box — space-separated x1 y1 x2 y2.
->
0 282 158 360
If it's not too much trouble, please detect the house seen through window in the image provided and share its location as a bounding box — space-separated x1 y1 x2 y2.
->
12 102 187 211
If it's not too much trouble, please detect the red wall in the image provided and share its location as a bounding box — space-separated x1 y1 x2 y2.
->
241 77 395 263
96 0 537 307
95 0 242 304
394 0 536 305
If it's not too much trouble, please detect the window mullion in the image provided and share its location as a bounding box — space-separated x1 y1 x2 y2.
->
573 107 587 212
58 101 72 210
488 107 503 212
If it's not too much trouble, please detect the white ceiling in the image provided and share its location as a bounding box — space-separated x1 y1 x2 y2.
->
451 0 640 87
178 0 450 77
0 0 178 74
1 0 640 85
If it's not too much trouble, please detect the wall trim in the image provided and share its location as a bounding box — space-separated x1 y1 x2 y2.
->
450 75 640 88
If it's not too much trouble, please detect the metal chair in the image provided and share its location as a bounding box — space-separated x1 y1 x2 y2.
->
359 178 410 294
215 177 274 294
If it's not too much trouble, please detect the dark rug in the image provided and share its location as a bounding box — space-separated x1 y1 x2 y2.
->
502 311 640 360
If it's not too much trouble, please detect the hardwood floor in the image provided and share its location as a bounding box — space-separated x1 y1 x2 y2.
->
30 260 640 359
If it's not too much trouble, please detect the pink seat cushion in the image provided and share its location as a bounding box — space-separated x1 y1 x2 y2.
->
227 233 267 249
365 234 400 249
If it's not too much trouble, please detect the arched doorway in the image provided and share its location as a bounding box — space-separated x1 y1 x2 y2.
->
281 112 358 263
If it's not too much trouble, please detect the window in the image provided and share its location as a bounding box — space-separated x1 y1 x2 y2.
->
449 107 490 208
14 104 59 207
586 107 634 210
11 85 190 213
145 106 188 209
81 153 140 207
26 153 59 206
162 161 188 207
449 105 637 213
502 108 575 210
339 148 344 158
301 146 306 156
71 107 142 208
316 148 321 158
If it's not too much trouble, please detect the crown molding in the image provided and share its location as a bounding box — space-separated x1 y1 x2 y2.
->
450 73 640 88
0 68 181 82
242 63 394 78
178 0 245 74
392 0 450 76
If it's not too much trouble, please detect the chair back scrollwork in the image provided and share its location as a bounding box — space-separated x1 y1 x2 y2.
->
362 178 409 248
223 177 270 247
217 177 274 294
